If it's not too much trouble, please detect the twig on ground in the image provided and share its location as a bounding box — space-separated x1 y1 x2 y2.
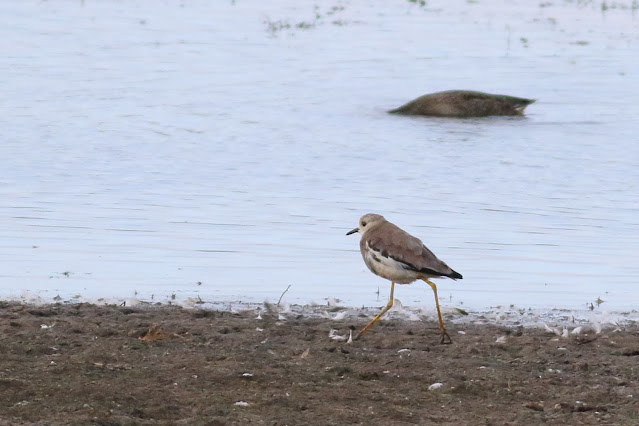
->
277 285 292 306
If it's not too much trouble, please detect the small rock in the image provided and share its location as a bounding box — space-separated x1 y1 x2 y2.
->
571 362 588 371
525 402 544 412
428 382 443 391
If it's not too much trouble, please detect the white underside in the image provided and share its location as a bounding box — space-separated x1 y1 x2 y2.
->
363 245 425 284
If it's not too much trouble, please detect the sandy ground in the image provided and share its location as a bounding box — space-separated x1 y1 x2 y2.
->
1 301 638 425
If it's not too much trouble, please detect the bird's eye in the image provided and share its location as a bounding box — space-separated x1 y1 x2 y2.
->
361 221 367 227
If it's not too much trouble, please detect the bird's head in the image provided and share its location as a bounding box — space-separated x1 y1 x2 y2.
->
346 213 386 236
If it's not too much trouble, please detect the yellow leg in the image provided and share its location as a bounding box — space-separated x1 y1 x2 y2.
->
354 282 395 340
422 278 452 344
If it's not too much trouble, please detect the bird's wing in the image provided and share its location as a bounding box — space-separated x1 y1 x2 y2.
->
366 222 455 277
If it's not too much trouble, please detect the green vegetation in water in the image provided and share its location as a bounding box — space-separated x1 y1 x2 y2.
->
296 21 315 29
264 3 348 35
600 0 639 11
264 19 291 34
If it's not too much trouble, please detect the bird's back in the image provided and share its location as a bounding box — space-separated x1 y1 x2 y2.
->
389 90 535 118
362 221 461 279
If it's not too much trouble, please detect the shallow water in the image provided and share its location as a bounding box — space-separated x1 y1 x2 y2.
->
1 0 638 312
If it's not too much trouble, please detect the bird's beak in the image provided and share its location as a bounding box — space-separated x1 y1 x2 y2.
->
346 228 359 236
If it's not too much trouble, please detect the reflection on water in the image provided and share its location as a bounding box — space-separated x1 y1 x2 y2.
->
1 0 638 311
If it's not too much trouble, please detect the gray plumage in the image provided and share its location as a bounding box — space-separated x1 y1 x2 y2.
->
388 90 535 118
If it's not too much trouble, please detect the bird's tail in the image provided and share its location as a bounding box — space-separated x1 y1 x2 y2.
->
448 270 463 280
512 97 536 114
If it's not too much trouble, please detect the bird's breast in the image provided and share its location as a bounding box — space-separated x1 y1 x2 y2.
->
362 244 419 284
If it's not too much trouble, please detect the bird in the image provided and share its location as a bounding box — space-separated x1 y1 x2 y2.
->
388 90 535 118
346 213 462 344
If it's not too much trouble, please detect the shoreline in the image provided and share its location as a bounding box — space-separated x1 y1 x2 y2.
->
1 300 638 424
2 295 635 332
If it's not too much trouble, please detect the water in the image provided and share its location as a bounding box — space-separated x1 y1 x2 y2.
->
1 0 638 312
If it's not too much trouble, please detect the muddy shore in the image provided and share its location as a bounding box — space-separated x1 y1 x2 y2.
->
1 301 638 425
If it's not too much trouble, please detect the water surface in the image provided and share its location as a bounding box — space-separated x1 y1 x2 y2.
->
1 0 638 312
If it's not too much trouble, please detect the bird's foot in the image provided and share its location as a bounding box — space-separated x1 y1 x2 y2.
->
440 329 453 345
